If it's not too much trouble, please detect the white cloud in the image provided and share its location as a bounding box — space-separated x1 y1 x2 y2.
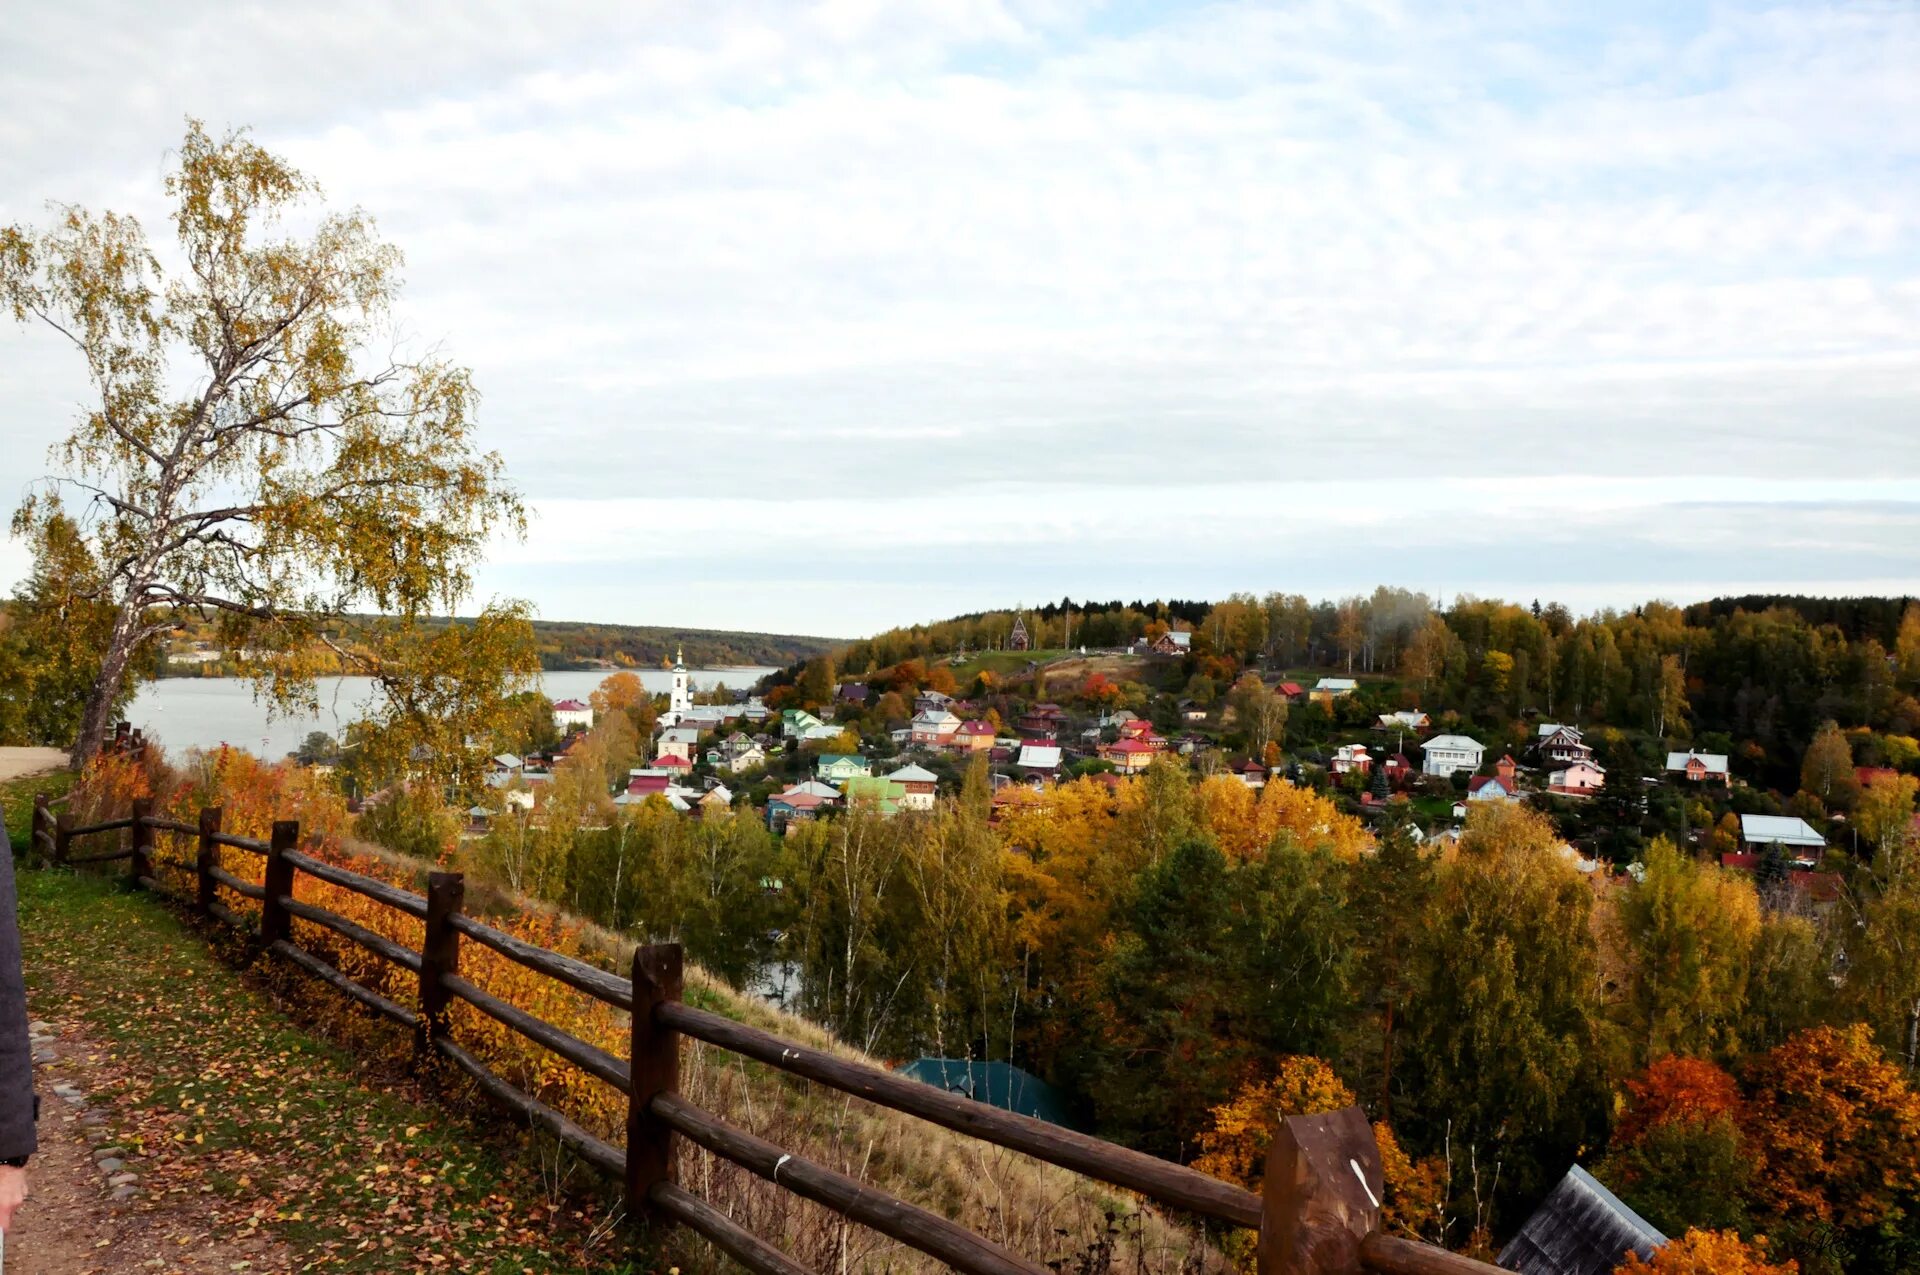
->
1 1 1916 633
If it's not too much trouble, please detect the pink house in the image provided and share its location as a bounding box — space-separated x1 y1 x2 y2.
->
1548 760 1606 796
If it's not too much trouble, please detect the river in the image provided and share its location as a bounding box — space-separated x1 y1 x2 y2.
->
125 668 775 758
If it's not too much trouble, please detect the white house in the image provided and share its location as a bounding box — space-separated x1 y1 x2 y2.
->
552 698 594 732
886 764 939 812
1330 744 1373 775
1421 734 1485 778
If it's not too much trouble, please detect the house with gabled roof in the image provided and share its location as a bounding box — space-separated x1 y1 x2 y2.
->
842 775 909 816
1536 724 1593 766
1376 710 1429 732
1101 737 1155 774
782 708 827 739
552 698 593 731
1666 750 1730 785
816 753 873 785
1015 743 1063 777
1421 734 1485 778
884 764 939 811
910 709 962 747
1549 760 1605 796
1468 755 1523 803
1331 743 1373 775
951 719 996 754
1310 677 1358 704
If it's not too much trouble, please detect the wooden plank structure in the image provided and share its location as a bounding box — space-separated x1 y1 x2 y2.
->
50 733 1503 1275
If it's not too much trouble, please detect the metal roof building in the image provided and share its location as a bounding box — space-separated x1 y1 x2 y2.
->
1499 1165 1665 1275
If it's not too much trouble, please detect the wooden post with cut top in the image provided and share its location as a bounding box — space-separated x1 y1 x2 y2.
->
260 820 299 944
53 810 72 866
417 871 465 1058
627 942 683 1221
1257 1105 1383 1275
129 797 154 884
195 807 222 918
30 794 51 866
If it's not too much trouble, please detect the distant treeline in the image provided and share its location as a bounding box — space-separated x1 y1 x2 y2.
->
141 613 843 676
516 619 840 671
830 590 1920 786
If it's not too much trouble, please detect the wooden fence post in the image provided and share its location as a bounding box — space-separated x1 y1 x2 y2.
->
53 811 72 866
1256 1106 1383 1275
31 794 50 866
113 721 130 752
260 820 298 944
129 797 154 885
195 807 222 918
417 871 465 1057
628 943 683 1221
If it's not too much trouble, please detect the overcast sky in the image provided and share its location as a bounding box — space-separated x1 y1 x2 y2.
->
3 1 1917 638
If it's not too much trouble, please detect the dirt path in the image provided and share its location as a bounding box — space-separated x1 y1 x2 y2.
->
8 1015 287 1275
0 750 67 783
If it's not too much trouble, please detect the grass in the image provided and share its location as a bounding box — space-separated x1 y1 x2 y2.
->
12 773 1226 1274
3 767 73 854
17 867 652 1273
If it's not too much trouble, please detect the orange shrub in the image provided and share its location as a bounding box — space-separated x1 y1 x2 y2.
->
1615 1228 1796 1274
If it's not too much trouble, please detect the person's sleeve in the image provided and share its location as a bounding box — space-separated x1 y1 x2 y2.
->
0 810 37 1162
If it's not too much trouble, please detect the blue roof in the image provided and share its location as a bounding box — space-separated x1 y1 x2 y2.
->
898 1059 1077 1128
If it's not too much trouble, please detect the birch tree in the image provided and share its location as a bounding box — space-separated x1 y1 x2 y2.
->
1 122 531 769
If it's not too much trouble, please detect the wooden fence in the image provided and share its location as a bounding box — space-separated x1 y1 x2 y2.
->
28 787 1501 1275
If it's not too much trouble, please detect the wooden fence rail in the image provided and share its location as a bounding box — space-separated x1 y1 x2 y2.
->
31 769 1502 1275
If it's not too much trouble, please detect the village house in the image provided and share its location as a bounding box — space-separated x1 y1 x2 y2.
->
1331 743 1373 776
951 719 996 753
914 689 957 714
1422 734 1486 778
1015 743 1063 778
710 735 766 774
837 682 870 707
1177 699 1209 723
1549 760 1606 796
1376 710 1430 732
655 725 702 762
910 708 962 747
1148 630 1192 656
552 698 593 732
1276 682 1306 702
886 764 939 811
1740 813 1826 867
1008 614 1031 651
816 753 873 784
1467 755 1522 803
1310 677 1358 704
1665 750 1731 785
1536 724 1594 766
1235 759 1268 789
842 776 909 816
1101 737 1155 774
766 789 832 833
650 752 693 776
1114 718 1167 749
1382 753 1413 788
782 708 827 738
